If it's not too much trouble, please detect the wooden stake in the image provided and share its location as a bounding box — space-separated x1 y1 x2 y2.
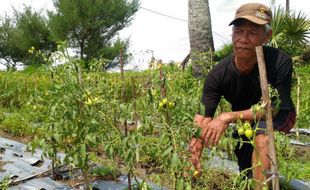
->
158 60 166 99
296 76 300 138
120 48 125 101
255 46 280 190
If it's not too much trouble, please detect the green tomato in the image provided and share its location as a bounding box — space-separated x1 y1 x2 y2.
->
245 128 254 139
162 98 168 105
255 104 262 112
85 98 93 105
243 121 251 130
168 102 174 109
159 102 164 108
237 127 245 135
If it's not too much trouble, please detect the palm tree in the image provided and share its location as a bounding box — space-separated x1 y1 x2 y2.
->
188 0 214 52
269 6 310 56
286 0 290 13
270 0 289 15
187 0 214 76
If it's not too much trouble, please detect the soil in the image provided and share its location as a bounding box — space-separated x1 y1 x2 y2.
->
292 144 310 162
0 160 7 172
288 133 310 162
0 130 32 144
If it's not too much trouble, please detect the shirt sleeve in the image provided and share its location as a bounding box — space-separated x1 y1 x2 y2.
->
273 53 294 111
201 68 222 117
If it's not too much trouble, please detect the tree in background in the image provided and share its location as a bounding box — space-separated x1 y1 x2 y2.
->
188 0 215 77
188 0 214 52
49 0 139 69
286 0 290 13
101 37 131 71
0 16 23 70
12 6 57 66
0 7 57 69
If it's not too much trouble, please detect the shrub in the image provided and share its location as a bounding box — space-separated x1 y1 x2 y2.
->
0 112 33 136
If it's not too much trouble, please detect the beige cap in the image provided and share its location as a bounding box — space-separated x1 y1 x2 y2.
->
229 3 272 26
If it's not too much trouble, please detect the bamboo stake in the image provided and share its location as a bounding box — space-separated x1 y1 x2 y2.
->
119 48 132 190
296 76 300 139
120 48 125 101
9 168 51 186
255 46 280 190
77 64 91 190
158 60 166 99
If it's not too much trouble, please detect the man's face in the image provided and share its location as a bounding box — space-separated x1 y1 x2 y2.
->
232 20 270 59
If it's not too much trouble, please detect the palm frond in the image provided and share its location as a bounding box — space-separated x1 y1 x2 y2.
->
269 6 310 56
270 6 287 44
285 11 310 46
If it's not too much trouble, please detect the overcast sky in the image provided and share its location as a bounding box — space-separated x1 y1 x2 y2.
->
0 0 309 69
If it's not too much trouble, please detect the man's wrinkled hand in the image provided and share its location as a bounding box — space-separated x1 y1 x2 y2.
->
201 116 228 147
189 138 203 174
194 114 205 127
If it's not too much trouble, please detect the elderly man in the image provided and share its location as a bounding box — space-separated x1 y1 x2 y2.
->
190 3 296 189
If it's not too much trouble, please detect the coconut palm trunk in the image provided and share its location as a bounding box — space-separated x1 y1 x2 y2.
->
188 0 214 76
286 0 290 13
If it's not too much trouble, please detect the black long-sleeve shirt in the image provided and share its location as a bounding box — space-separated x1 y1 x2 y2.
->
202 46 295 117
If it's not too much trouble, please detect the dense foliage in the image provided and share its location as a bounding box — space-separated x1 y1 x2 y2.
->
269 6 310 57
0 2 309 189
0 7 56 70
49 0 139 69
0 56 309 189
0 0 139 70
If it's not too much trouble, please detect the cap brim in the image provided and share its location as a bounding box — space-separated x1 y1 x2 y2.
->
229 16 268 26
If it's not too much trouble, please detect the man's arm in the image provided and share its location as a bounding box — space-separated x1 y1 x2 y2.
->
189 102 264 171
200 107 265 147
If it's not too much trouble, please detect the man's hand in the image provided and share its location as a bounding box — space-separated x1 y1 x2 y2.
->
189 138 203 174
201 114 229 147
194 114 205 126
189 114 210 173
189 113 229 175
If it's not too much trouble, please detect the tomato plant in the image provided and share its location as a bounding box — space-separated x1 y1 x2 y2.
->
0 51 309 189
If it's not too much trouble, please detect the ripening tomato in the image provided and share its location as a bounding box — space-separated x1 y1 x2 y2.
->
193 170 200 178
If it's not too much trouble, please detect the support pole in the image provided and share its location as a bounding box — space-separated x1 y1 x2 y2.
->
255 46 280 190
120 48 125 101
